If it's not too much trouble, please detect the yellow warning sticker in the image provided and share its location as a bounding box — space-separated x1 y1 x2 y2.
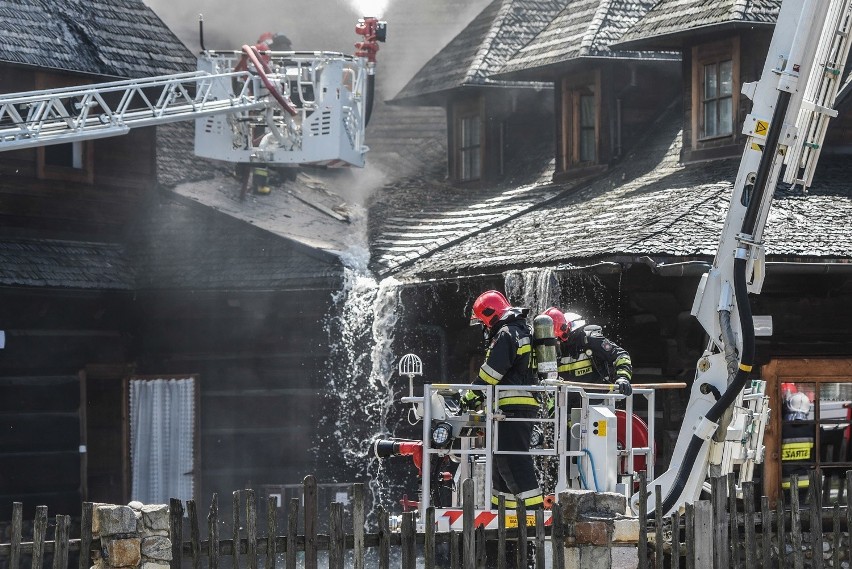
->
598 421 607 436
751 143 763 152
755 120 769 136
505 515 537 528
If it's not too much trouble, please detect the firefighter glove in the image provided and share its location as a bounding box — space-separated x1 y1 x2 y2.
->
615 378 632 396
460 389 484 412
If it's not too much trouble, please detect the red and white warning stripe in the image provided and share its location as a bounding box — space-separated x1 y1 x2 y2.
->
434 508 552 531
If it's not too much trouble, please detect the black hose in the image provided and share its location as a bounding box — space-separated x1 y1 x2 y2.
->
654 92 787 516
198 15 205 52
365 74 375 126
657 257 754 515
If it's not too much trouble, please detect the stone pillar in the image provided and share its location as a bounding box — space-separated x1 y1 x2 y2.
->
556 489 639 569
90 503 172 569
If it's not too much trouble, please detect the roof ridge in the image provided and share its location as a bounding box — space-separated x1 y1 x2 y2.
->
732 0 751 21
466 0 513 84
581 0 613 56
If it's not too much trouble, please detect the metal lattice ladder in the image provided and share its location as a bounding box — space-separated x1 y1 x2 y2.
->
784 0 852 189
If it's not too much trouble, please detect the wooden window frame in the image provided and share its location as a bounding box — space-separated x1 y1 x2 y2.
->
762 358 852 507
691 38 740 148
453 99 484 182
34 72 95 183
561 71 601 171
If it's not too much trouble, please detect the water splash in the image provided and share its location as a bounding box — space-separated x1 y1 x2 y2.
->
503 267 562 314
315 249 407 512
348 0 390 17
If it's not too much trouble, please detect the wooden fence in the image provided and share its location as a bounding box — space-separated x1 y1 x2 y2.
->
2 471 852 569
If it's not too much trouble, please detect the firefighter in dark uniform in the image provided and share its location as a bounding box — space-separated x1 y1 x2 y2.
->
542 307 632 414
462 290 544 511
781 391 814 499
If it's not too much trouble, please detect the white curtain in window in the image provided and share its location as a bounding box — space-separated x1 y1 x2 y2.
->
130 378 195 504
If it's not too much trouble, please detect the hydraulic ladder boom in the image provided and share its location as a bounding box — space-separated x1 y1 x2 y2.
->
0 47 378 168
636 0 852 516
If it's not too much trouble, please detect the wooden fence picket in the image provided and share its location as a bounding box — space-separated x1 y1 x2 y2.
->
463 479 474 569
353 483 365 569
303 476 318 569
286 498 298 569
52 515 69 569
79 502 92 569
516 500 527 569
790 474 804 569
638 471 648 569
245 490 257 569
654 485 663 569
684 502 694 569
535 508 545 569
208 494 220 569
475 524 486 569
32 505 47 569
711 476 729 568
169 498 184 569
693 501 712 568
450 530 460 569
670 509 679 569
329 502 344 569
425 506 436 569
186 500 200 569
743 481 756 569
551 500 565 569
809 470 823 569
10 502 21 569
833 502 841 569
265 496 276 569
231 492 240 569
728 474 740 567
777 489 787 568
760 496 771 568
377 507 390 569
401 511 416 569
497 496 506 569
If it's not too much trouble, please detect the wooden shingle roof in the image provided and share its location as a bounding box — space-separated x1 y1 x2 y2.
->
393 103 852 280
615 0 780 49
0 0 195 79
497 0 678 80
0 239 135 290
391 0 566 105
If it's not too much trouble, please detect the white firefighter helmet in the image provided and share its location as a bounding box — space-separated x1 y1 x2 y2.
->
563 311 586 331
786 391 811 414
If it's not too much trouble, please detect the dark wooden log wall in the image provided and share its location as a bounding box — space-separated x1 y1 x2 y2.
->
131 288 337 504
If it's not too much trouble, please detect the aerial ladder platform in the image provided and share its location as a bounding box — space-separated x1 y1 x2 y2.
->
0 17 387 168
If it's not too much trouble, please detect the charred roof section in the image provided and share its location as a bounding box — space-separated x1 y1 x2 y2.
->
615 0 780 50
391 0 566 105
496 0 679 81
0 0 195 79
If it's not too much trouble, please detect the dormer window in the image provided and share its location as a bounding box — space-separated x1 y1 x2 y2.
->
702 59 734 138
451 98 484 183
690 38 740 152
560 71 600 172
459 113 482 181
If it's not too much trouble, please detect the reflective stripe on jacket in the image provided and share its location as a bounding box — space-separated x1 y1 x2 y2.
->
474 312 537 409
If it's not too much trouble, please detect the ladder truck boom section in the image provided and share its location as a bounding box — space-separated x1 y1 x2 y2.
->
0 17 387 168
640 0 852 517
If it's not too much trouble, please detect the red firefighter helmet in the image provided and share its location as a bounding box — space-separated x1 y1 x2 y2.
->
544 307 570 341
544 307 586 341
471 290 511 328
257 32 275 47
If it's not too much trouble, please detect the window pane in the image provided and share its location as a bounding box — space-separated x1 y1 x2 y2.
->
703 100 717 137
719 97 733 135
580 95 595 128
720 60 733 96
461 116 480 148
580 129 595 162
704 63 717 99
